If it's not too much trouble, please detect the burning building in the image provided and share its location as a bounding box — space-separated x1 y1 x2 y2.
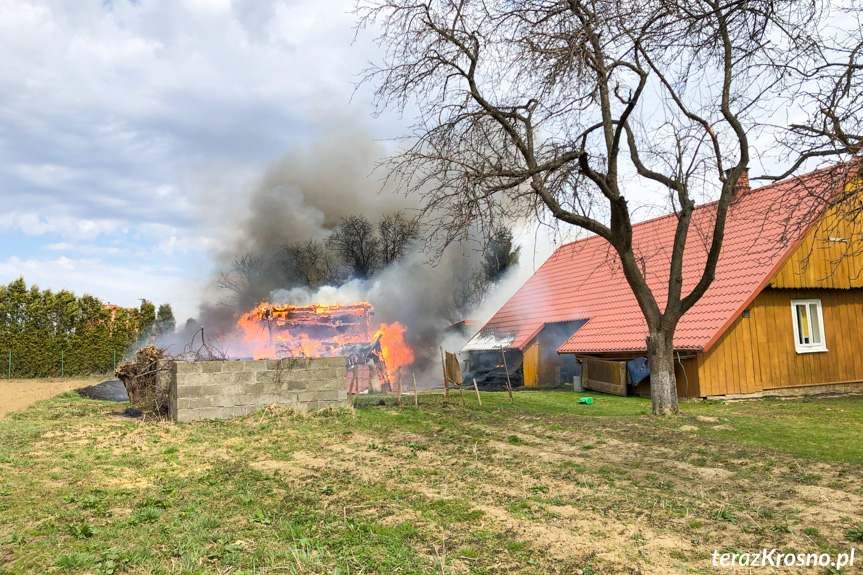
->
237 301 414 393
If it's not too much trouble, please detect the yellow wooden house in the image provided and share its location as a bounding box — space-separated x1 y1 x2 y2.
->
464 164 863 397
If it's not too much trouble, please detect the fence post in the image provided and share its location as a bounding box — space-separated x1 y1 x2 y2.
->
113 350 116 373
61 350 64 378
7 350 10 380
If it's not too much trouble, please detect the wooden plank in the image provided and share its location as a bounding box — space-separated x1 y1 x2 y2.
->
737 316 753 393
751 295 770 388
703 348 717 396
827 291 848 382
696 352 710 397
727 319 741 395
739 312 759 392
767 290 792 388
713 329 727 395
703 339 718 396
523 341 538 387
848 292 863 378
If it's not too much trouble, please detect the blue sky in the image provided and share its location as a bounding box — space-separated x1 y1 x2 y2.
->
0 0 400 321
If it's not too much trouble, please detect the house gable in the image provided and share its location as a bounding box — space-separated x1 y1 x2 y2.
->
769 204 863 290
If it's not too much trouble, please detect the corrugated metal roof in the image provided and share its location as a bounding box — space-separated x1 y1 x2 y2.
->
462 166 850 355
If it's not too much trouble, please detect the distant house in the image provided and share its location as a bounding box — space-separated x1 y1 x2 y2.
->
462 164 863 398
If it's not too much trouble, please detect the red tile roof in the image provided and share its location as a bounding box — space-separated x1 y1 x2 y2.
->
463 166 851 355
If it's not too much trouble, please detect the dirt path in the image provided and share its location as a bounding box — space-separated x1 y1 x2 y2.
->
0 378 99 418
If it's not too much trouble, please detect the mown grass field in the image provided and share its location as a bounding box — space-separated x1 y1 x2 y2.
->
1 388 862 574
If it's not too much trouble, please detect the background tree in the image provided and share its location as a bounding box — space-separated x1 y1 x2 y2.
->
774 7 863 177
445 226 522 322
327 215 383 279
0 278 147 377
138 300 156 341
156 304 176 337
379 212 420 265
282 239 349 288
358 0 839 414
217 254 267 300
483 227 520 283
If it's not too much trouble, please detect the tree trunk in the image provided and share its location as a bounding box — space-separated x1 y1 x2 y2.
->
647 328 679 415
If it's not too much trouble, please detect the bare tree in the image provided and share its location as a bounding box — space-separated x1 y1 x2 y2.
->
357 0 838 414
755 8 863 282
217 253 267 298
327 215 383 279
283 239 349 288
771 6 863 178
379 212 420 265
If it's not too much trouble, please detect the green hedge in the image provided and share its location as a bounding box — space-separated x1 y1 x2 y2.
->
0 277 168 378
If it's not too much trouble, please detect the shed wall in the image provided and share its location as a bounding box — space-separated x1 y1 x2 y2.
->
162 357 348 422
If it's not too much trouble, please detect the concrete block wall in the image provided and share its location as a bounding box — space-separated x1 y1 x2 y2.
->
159 357 348 422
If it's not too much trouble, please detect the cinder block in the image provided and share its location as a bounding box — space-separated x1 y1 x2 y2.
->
287 380 308 391
214 384 254 397
221 361 247 372
315 390 342 402
175 361 203 375
176 373 216 387
176 384 221 398
315 373 344 390
201 362 224 374
186 407 222 420
280 358 311 371
242 360 268 372
296 391 318 403
179 397 217 410
223 406 253 418
309 360 331 371
254 370 279 385
227 371 254 385
209 372 240 385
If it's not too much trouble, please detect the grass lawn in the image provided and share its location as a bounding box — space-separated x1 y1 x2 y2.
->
1 388 862 574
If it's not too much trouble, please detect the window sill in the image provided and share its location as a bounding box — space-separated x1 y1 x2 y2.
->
795 347 828 354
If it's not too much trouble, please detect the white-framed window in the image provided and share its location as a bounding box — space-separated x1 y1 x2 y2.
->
790 299 828 353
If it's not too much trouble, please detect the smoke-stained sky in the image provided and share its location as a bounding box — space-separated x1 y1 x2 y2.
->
0 0 410 321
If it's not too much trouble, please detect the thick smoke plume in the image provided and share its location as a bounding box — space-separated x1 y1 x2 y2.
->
193 135 522 379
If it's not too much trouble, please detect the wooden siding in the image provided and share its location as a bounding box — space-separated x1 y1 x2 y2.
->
770 203 863 290
698 287 863 395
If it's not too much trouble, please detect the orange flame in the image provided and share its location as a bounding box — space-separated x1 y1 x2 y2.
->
234 300 413 382
374 322 414 377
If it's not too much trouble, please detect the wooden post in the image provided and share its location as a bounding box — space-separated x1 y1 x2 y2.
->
440 346 450 402
473 378 482 406
351 367 359 408
397 367 402 406
500 346 514 404
412 372 418 406
459 385 466 407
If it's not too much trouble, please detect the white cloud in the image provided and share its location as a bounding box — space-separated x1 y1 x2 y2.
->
2 212 121 239
0 0 398 320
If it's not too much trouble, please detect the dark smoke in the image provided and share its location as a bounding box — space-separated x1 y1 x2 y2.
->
194 135 520 379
